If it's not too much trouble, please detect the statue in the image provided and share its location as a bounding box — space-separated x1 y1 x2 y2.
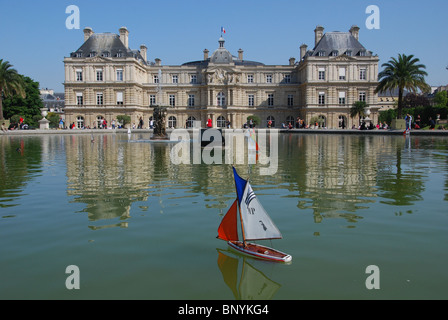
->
152 105 168 140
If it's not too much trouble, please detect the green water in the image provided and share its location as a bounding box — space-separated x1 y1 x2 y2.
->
1 133 447 300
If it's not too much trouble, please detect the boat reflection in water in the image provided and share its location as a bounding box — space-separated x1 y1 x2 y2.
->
217 249 282 300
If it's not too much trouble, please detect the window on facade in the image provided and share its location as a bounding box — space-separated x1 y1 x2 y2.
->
76 93 83 105
359 92 366 102
168 116 177 128
217 92 226 106
117 92 123 105
247 74 254 83
186 116 196 128
169 95 176 107
318 92 325 105
287 94 294 107
345 50 352 56
318 68 325 80
318 115 326 127
359 50 366 56
96 116 104 128
267 116 275 127
190 74 197 84
76 69 83 81
330 50 338 56
318 51 325 57
77 116 84 129
89 52 96 57
338 115 347 128
268 94 274 107
360 68 366 80
284 74 291 83
188 94 195 107
248 94 254 107
116 69 123 81
217 116 226 128
96 93 103 105
339 92 346 105
117 52 123 57
172 75 178 84
339 67 346 80
96 69 103 81
75 53 82 58
150 95 156 106
154 75 159 83
266 74 272 83
286 115 294 126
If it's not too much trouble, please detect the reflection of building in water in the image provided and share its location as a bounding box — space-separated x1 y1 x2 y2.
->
297 134 379 222
65 134 154 225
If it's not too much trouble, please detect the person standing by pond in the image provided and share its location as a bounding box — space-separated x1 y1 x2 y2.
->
405 113 412 131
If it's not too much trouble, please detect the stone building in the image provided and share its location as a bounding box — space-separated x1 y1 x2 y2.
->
63 25 379 129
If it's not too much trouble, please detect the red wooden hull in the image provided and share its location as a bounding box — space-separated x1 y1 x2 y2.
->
228 241 292 263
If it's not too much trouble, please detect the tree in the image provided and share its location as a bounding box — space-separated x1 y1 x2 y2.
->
2 75 43 126
0 59 26 120
350 101 368 126
375 54 430 119
434 91 448 107
117 115 131 128
246 115 260 127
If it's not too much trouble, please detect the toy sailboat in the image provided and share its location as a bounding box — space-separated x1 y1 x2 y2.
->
217 167 292 263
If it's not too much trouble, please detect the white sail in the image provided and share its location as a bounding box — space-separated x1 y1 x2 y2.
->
240 182 282 241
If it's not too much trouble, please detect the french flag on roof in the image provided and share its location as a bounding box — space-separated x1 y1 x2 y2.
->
221 26 226 34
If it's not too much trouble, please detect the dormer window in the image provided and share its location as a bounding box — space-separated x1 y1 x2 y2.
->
102 51 110 57
117 51 123 58
89 51 96 57
330 50 338 56
358 50 366 56
75 52 82 58
345 50 352 56
317 51 325 57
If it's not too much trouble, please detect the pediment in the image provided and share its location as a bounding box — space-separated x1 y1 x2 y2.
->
204 67 241 85
84 55 110 63
329 55 357 62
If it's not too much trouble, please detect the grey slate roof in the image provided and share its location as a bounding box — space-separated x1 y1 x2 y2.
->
70 33 147 64
307 32 371 57
182 37 264 67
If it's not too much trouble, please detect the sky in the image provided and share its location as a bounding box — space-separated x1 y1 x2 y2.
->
0 0 447 93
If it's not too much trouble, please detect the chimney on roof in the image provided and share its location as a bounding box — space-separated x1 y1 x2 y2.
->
300 44 308 61
238 49 244 60
289 57 296 66
349 25 360 40
155 58 161 66
119 27 129 48
203 49 209 60
83 27 94 42
314 25 324 47
140 45 147 61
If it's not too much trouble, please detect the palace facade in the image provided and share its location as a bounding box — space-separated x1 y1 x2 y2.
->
63 25 379 129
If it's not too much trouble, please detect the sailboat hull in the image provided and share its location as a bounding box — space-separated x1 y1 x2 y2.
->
228 241 292 263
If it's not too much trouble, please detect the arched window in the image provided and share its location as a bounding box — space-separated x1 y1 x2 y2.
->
168 116 177 128
318 115 326 128
217 92 226 106
77 116 84 129
186 116 196 128
338 115 347 129
267 116 275 128
96 116 105 128
217 116 226 128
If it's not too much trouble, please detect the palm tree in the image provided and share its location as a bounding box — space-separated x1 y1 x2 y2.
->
375 54 430 119
350 101 368 126
0 59 26 120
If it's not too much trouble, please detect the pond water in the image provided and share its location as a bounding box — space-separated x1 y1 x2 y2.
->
1 132 447 300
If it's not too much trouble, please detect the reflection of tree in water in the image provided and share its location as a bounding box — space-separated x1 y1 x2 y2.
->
375 137 425 206
0 136 42 209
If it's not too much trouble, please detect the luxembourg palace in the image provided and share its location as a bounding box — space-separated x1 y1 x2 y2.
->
63 25 380 129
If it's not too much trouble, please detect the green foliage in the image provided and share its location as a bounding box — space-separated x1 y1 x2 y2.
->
375 53 430 118
0 59 26 120
46 112 60 128
379 109 397 125
350 101 368 125
2 75 43 126
434 91 448 107
246 115 260 126
117 115 131 127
